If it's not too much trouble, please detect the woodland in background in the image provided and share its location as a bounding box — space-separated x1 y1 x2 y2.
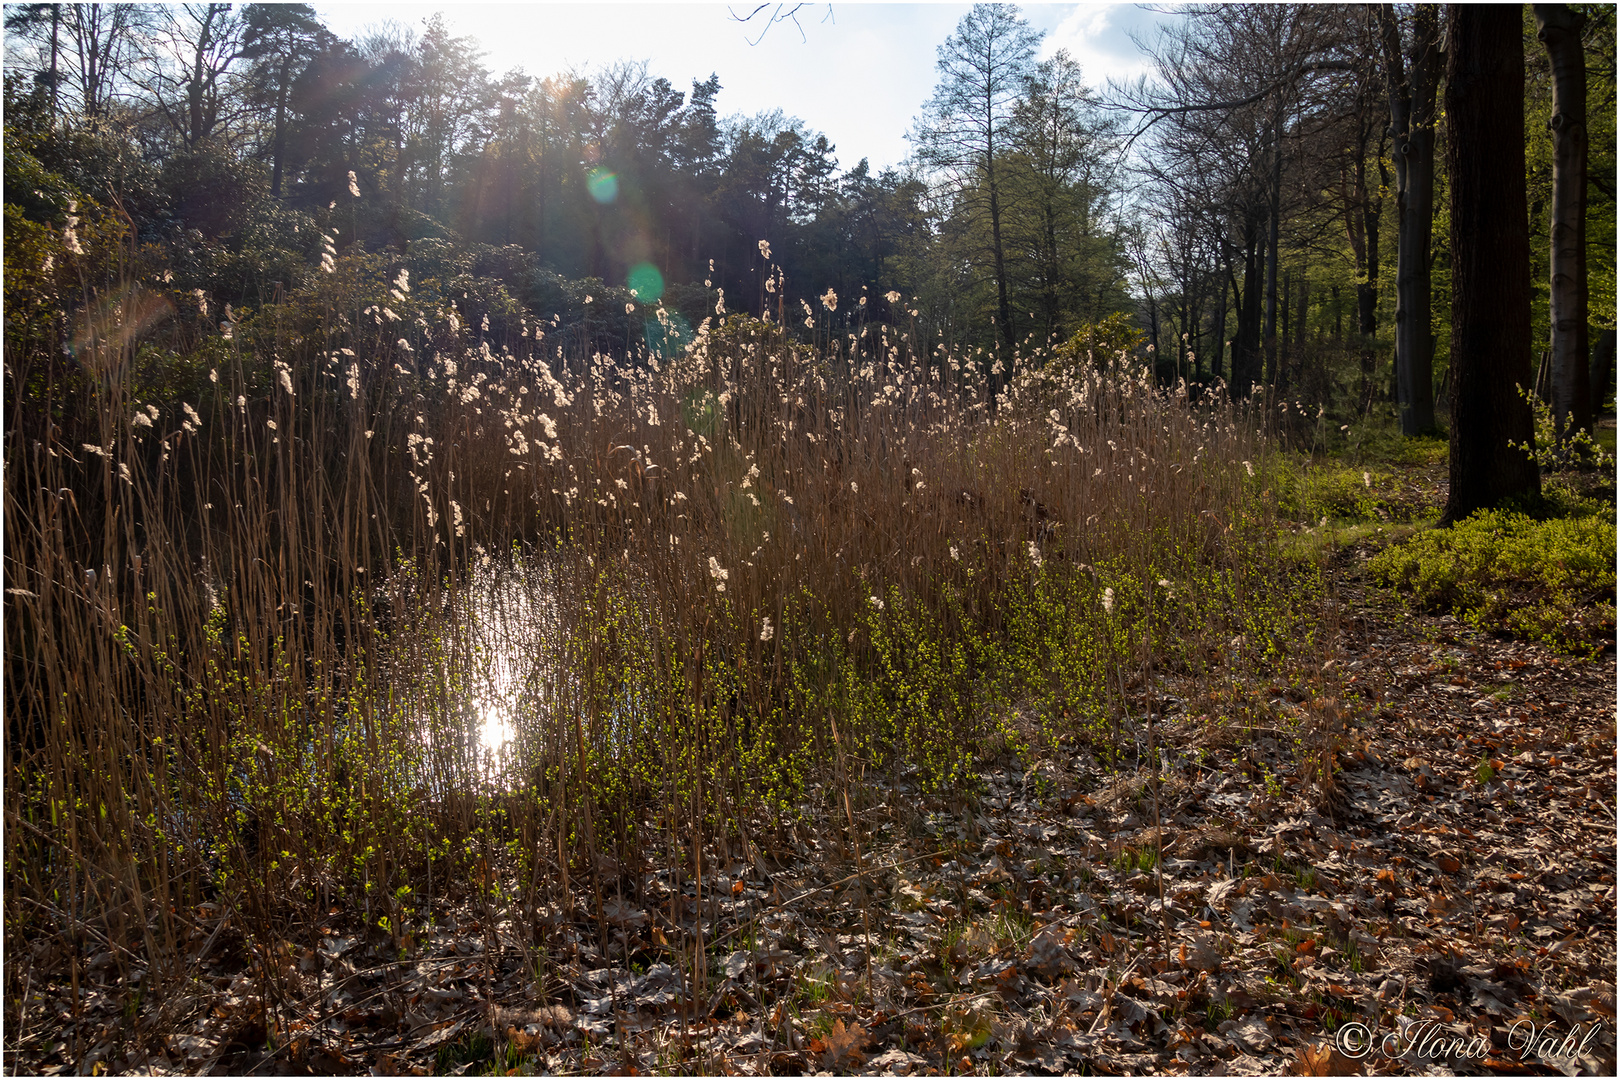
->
5 1 1136 373
5 3 1611 414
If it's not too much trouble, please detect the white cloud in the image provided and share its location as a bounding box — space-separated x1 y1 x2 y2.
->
1036 2 1162 92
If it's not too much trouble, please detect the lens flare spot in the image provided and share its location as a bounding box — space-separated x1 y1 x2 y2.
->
71 286 173 365
646 312 691 358
587 169 619 204
627 262 664 303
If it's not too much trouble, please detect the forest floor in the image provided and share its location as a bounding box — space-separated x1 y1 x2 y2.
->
11 462 1617 1078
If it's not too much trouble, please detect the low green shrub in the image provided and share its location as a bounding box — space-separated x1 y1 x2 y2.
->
1338 413 1449 467
1369 508 1616 655
1266 459 1428 526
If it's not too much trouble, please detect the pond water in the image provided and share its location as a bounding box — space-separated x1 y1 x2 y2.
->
297 556 654 798
419 558 655 794
408 558 565 791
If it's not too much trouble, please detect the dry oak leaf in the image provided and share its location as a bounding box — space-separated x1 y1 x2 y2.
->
1226 1016 1274 1053
1293 1040 1361 1076
815 1019 869 1071
1180 930 1223 974
370 1052 425 1076
1024 924 1079 978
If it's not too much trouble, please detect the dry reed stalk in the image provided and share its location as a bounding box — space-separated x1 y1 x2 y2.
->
7 269 1288 1066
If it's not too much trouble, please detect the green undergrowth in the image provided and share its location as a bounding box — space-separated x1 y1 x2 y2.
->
526 535 1324 835
1595 421 1617 458
1262 456 1437 528
821 544 1318 786
1369 491 1616 656
1337 413 1450 467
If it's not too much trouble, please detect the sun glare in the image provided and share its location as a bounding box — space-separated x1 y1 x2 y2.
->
477 699 514 756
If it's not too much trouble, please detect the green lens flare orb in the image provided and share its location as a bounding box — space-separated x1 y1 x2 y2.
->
646 312 690 359
587 169 618 204
627 262 664 304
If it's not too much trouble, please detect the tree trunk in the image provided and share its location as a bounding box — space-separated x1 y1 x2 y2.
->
1358 178 1381 407
987 170 1016 380
1534 4 1593 440
187 5 220 149
1358 174 1381 340
1147 294 1162 382
1591 328 1616 412
1343 109 1383 403
1394 119 1437 433
1043 197 1060 346
1440 4 1539 526
271 56 288 198
48 3 60 123
1380 4 1440 435
1213 264 1229 383
1294 261 1310 385
1185 278 1201 381
1263 127 1282 389
1233 215 1264 395
1281 267 1291 376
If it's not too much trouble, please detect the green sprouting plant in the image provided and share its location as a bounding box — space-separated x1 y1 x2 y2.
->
793 971 835 1016
1262 765 1285 800
1512 384 1617 472
989 904 1035 951
1112 845 1159 874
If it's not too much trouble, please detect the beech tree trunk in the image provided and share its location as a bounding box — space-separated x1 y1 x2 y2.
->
1591 329 1616 412
1379 4 1441 435
1440 4 1540 526
1533 4 1593 441
1359 193 1380 408
1343 104 1384 406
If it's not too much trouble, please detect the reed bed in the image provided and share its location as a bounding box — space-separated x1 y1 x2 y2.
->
4 259 1309 1051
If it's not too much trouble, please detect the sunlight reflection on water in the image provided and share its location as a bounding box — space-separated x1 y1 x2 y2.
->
477 700 514 757
405 555 650 795
413 557 561 791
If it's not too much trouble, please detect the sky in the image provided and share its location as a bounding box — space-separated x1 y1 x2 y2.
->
313 2 1173 174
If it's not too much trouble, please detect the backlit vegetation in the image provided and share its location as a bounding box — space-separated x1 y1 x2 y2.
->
5 215 1319 1027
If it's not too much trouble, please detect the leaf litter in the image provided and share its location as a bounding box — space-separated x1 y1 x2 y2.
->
10 545 1615 1077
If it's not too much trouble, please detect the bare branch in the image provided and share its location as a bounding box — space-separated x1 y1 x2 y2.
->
1114 59 1356 153
728 3 828 47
